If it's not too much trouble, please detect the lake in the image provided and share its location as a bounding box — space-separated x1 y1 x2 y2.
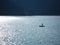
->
0 16 60 45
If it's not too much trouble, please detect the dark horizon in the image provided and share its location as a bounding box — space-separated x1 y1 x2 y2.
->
0 0 60 16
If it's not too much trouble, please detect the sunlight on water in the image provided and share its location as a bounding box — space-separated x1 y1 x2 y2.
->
0 16 27 23
0 16 60 45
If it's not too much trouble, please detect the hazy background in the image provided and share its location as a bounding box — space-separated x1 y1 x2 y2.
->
0 0 60 15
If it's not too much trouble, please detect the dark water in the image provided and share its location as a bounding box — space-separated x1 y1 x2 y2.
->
0 16 60 45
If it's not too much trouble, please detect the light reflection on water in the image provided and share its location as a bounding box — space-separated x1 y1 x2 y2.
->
0 16 60 45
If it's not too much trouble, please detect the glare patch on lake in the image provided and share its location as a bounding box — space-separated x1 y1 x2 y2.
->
0 16 27 23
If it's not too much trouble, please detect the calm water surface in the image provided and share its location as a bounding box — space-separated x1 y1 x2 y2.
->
0 16 60 45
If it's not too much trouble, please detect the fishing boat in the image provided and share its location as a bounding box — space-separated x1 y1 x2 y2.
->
39 24 45 27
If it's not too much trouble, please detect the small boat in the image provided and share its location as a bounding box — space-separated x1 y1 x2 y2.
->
39 24 45 27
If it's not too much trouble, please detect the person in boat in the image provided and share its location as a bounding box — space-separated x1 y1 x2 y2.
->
39 24 45 27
